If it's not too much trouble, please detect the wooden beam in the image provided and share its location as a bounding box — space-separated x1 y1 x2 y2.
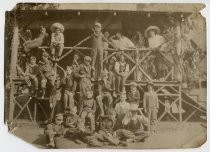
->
8 26 19 122
179 85 182 122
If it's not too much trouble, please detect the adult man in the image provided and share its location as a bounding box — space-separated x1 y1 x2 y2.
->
143 81 159 133
110 31 135 50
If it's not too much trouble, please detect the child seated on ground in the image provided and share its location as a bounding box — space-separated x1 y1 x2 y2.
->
44 113 65 148
50 22 65 61
79 89 96 132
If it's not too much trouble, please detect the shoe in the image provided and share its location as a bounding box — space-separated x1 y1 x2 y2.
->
47 142 55 148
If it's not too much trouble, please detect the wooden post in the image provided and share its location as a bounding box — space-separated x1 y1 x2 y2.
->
179 85 182 122
135 49 139 80
8 26 19 121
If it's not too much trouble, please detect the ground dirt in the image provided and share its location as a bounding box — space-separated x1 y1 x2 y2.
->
12 121 206 149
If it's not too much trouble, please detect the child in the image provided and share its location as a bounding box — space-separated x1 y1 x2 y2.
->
143 81 159 133
75 56 92 113
50 22 65 60
114 53 129 93
79 90 96 132
144 26 167 80
144 26 164 49
25 56 39 96
71 53 80 71
91 22 104 80
127 82 140 106
64 106 79 129
116 104 149 143
63 66 77 111
114 93 130 129
96 71 113 116
39 52 55 98
44 113 65 148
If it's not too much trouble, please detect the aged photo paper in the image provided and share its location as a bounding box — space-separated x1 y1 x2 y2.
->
4 3 206 149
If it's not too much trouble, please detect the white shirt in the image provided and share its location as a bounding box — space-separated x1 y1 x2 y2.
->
148 35 164 48
114 61 129 74
112 36 135 50
115 101 130 116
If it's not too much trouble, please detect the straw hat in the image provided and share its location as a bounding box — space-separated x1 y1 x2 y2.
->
144 26 160 38
50 22 65 33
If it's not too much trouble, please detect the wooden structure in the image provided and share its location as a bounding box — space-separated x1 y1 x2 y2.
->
6 3 206 123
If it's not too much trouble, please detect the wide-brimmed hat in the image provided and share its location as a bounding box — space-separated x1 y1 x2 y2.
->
144 26 160 38
146 81 154 88
50 22 65 33
129 82 138 87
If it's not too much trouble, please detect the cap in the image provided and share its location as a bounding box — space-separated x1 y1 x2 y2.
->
146 81 154 87
129 82 137 87
84 56 92 61
42 52 49 57
94 22 102 28
30 56 36 60
55 113 63 120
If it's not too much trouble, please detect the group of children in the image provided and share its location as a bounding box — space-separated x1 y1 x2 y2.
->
20 22 163 148
44 80 159 148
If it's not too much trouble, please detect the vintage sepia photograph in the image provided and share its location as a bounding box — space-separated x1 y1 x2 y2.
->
4 3 207 149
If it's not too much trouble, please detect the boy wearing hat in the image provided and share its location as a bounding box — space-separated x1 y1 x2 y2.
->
127 82 140 106
63 66 77 111
96 71 113 116
79 90 96 132
39 52 55 98
50 23 65 60
143 81 159 133
45 113 65 148
25 56 39 96
91 22 105 80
